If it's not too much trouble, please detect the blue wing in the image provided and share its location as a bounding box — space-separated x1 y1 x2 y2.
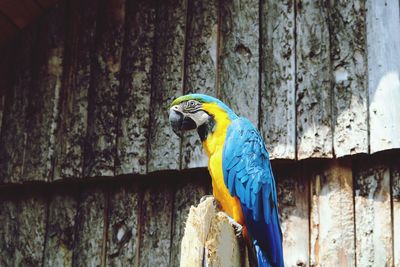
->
222 118 284 267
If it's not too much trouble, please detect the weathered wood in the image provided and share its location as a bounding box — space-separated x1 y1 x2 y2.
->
84 0 126 177
170 179 208 266
277 172 309 266
392 159 400 267
106 182 140 266
219 0 259 126
148 0 187 172
181 0 218 169
296 0 332 159
367 0 400 153
260 0 296 160
329 0 368 157
15 195 48 266
310 159 355 266
0 47 11 135
354 157 393 266
53 0 98 179
116 0 156 175
205 212 247 267
180 196 217 267
0 28 36 183
22 2 65 182
43 192 79 267
139 182 174 267
0 199 18 267
73 188 106 266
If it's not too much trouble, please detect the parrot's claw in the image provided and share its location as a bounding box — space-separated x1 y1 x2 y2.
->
227 216 243 237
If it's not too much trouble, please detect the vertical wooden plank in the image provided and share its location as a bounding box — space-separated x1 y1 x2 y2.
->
296 0 333 159
139 182 174 267
219 0 259 125
15 195 48 266
84 0 126 177
329 0 368 157
0 199 18 267
181 0 218 169
170 178 208 266
43 192 78 267
22 2 65 182
53 0 99 179
106 182 140 266
367 0 400 153
148 0 187 172
310 160 355 266
260 0 296 160
0 28 36 183
392 159 400 267
277 173 309 266
354 157 393 266
116 0 156 175
0 46 11 135
73 188 106 266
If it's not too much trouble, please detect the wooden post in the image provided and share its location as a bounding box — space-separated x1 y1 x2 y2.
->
180 196 249 267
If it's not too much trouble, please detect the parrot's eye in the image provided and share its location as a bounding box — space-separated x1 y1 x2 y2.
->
187 100 197 108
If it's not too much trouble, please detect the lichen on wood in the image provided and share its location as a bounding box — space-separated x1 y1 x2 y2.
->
392 159 400 267
329 0 368 157
106 182 140 266
182 0 218 169
148 0 187 172
43 192 79 267
310 160 355 266
53 0 99 179
354 157 393 266
296 0 333 159
84 0 126 177
23 2 66 182
260 0 296 160
219 0 260 126
276 171 309 266
116 0 156 175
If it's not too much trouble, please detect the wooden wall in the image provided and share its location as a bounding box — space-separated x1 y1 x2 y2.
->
1 0 400 184
0 153 399 266
0 0 400 266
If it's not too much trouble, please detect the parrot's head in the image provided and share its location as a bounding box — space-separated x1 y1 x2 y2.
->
169 93 236 139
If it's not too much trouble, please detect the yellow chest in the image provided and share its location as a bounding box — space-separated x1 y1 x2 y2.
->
201 103 244 224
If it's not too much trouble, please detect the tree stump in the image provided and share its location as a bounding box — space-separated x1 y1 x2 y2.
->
180 196 250 267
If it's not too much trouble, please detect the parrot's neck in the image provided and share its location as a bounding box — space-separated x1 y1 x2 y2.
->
200 103 233 156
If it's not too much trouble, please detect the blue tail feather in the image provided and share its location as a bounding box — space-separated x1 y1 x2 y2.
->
254 240 271 267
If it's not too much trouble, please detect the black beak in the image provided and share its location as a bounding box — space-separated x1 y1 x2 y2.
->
169 109 197 137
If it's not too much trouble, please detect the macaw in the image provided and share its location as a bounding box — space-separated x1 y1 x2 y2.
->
169 94 284 267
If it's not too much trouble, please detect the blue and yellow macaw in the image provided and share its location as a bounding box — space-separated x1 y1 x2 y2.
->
169 94 284 267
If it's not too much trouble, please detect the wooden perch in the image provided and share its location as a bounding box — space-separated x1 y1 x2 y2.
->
180 196 250 267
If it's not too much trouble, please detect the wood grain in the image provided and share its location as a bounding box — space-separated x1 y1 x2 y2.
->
296 0 333 159
260 0 296 160
310 160 355 266
43 192 79 267
354 157 393 266
106 182 140 266
0 198 18 266
147 0 187 172
329 0 368 157
22 2 65 182
277 171 309 266
219 0 259 126
73 188 106 266
392 159 400 267
84 0 126 177
139 182 174 267
170 179 208 266
0 28 36 183
53 0 99 179
367 0 400 153
116 0 156 175
181 0 218 169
